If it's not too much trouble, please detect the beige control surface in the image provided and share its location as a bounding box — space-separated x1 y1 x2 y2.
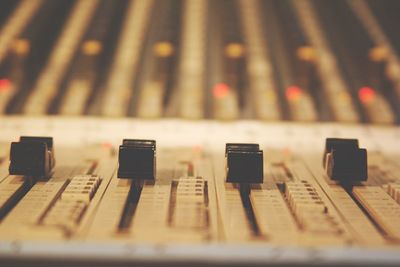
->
0 117 399 265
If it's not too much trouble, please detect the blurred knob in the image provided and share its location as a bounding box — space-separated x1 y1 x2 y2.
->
118 139 156 180
225 143 263 184
323 138 358 166
324 138 367 182
9 136 55 177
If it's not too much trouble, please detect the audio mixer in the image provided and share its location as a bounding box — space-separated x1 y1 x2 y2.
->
0 0 400 266
0 118 399 266
0 0 399 122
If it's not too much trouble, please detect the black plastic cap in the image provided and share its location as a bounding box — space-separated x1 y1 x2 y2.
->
122 139 155 148
225 143 260 155
20 136 54 149
9 142 50 177
118 139 156 180
226 143 263 184
323 138 358 166
327 148 367 182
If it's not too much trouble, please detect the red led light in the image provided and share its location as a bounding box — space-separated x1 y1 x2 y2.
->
286 86 303 101
0 79 12 92
358 86 376 103
213 83 230 99
193 145 203 153
101 142 113 149
283 148 291 156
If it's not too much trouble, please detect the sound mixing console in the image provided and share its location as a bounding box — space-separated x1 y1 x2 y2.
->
0 0 399 122
0 118 399 266
0 0 400 266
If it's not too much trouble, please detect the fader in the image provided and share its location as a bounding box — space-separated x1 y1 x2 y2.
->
117 139 156 180
1 0 400 265
323 138 368 182
225 143 263 184
9 136 55 177
0 119 399 266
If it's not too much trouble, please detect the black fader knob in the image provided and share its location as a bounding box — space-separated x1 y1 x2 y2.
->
9 136 55 177
225 143 263 184
323 138 367 182
118 139 156 180
20 136 55 168
323 138 358 167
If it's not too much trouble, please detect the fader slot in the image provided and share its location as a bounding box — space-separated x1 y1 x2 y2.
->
99 0 155 117
237 0 281 120
213 155 259 242
0 175 34 221
261 0 317 122
350 0 400 123
23 0 99 115
129 180 172 242
218 182 257 242
209 0 243 120
0 0 19 27
353 186 400 242
0 174 70 240
58 1 122 116
135 0 180 119
291 0 360 123
117 181 143 230
0 39 29 114
276 8 331 122
87 139 157 240
301 153 386 246
86 145 217 243
0 0 45 114
0 141 99 240
85 175 131 240
0 167 8 184
0 0 43 64
6 0 74 114
348 0 400 104
314 0 395 124
239 184 261 237
130 155 214 243
174 0 208 119
250 169 299 244
366 0 400 55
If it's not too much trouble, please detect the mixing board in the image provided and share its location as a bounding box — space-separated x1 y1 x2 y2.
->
0 0 399 122
0 117 399 266
1 0 400 266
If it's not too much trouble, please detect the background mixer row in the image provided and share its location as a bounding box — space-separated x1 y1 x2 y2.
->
0 0 400 123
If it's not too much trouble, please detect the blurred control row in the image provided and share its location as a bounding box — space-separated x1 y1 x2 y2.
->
0 0 400 123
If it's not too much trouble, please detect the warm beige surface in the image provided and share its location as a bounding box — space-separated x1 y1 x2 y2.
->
0 118 399 252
